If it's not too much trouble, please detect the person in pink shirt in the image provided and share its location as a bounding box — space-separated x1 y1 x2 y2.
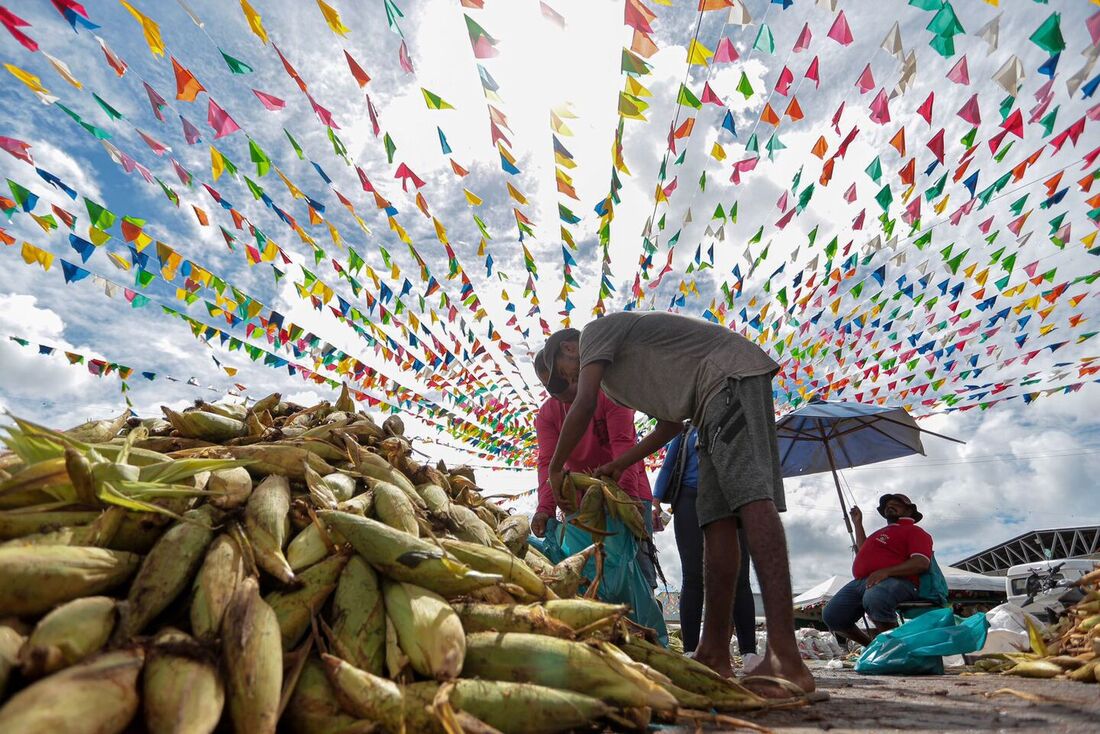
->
531 345 657 588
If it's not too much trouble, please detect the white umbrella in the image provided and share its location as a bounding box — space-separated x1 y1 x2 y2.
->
793 575 849 608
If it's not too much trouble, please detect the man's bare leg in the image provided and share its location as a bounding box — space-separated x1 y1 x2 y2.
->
692 516 740 678
835 626 873 647
739 499 815 695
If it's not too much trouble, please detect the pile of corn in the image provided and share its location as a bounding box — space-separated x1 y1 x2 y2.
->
0 389 771 733
975 564 1100 683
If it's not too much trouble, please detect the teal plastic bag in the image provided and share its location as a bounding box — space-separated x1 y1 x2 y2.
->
917 554 950 606
530 516 669 647
855 608 989 675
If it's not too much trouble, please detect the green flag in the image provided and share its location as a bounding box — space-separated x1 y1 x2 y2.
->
220 50 253 74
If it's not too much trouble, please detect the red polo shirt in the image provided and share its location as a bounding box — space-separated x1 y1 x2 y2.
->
852 517 933 586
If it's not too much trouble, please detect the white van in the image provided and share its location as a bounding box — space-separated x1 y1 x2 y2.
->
1005 559 1098 611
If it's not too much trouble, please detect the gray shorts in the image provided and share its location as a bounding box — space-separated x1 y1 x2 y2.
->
696 374 786 527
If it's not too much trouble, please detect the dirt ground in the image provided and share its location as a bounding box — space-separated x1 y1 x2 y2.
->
679 662 1100 733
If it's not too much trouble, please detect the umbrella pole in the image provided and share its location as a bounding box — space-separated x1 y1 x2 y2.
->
824 440 858 554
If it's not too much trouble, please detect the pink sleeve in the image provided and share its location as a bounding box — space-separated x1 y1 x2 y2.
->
602 398 652 502
908 527 934 560
535 403 558 516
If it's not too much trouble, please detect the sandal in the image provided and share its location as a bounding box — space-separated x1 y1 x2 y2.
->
740 675 831 705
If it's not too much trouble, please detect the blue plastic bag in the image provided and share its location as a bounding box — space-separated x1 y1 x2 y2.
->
530 516 669 647
855 608 989 675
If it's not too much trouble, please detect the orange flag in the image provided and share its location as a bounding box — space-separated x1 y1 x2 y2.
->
171 57 204 102
760 103 780 126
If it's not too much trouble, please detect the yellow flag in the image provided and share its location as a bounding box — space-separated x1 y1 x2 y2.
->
120 1 166 57
933 195 950 215
687 39 713 66
315 0 350 35
240 0 268 44
4 64 49 95
433 217 448 243
710 142 726 161
20 242 53 271
463 189 482 206
506 183 527 204
626 76 651 98
210 147 225 181
88 227 112 246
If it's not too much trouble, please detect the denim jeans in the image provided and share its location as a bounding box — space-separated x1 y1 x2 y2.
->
822 576 919 628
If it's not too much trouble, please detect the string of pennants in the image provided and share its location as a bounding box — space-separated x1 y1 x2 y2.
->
1 0 1100 471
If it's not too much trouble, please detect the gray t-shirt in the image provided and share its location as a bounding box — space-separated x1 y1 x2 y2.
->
579 312 779 425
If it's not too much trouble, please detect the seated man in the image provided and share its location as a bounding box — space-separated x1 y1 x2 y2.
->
823 494 932 646
531 344 656 588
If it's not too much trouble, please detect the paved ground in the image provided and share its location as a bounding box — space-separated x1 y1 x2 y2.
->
673 663 1100 733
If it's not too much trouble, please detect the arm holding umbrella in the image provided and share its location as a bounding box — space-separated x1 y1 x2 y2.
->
850 505 866 549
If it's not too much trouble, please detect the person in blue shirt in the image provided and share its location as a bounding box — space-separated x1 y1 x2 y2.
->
654 426 758 659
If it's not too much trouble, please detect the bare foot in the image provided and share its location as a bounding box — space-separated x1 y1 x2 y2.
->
741 648 815 699
686 648 733 678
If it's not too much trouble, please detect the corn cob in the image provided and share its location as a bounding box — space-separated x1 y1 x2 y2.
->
222 577 282 734
462 632 678 711
329 555 386 676
440 538 554 601
163 407 246 442
496 514 530 557
415 482 451 515
285 657 373 734
319 511 502 596
447 503 500 547
0 510 99 541
207 467 252 509
190 532 247 642
0 648 144 733
1068 660 1099 682
265 552 348 650
542 599 628 632
452 602 575 638
383 579 466 679
544 545 596 598
353 453 421 505
1005 660 1064 678
19 596 116 678
618 638 766 710
245 474 296 584
323 654 408 727
143 629 224 734
64 412 129 444
0 545 139 616
287 491 372 572
373 480 420 536
114 505 219 643
0 625 24 694
227 444 335 479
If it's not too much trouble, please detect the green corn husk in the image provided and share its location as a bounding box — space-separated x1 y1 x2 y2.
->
383 579 465 680
190 532 246 642
353 453 421 506
63 412 130 444
225 444 335 479
0 545 140 616
496 514 530 557
207 467 252 510
1005 660 1065 678
287 492 372 572
19 596 116 678
440 538 554 601
0 510 100 541
163 407 246 442
319 511 502 596
543 599 628 632
265 553 349 650
114 505 219 643
523 546 553 574
245 474 295 584
618 638 766 710
452 602 576 638
324 654 611 734
222 577 282 734
0 648 144 733
462 632 678 711
415 482 451 515
544 545 596 598
330 555 385 676
143 629 224 734
373 480 420 536
447 504 499 547
0 625 25 694
285 657 373 734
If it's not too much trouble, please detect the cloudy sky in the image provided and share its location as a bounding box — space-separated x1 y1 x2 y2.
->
1 0 1098 592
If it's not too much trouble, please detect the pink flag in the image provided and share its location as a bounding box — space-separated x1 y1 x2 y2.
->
956 94 981 125
917 93 934 126
0 7 37 51
207 99 240 138
700 82 723 106
903 196 920 224
398 40 414 73
869 89 890 124
831 102 845 134
805 56 820 88
136 129 169 156
844 183 857 203
171 159 192 186
793 23 812 52
252 89 285 110
776 191 789 210
143 82 167 121
714 37 738 63
307 93 339 128
1088 10 1100 46
946 55 969 85
1001 109 1023 138
827 11 853 46
977 215 993 234
0 135 33 164
775 208 795 229
926 128 945 163
180 115 202 145
855 64 875 94
472 36 497 58
775 66 794 96
852 209 865 230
